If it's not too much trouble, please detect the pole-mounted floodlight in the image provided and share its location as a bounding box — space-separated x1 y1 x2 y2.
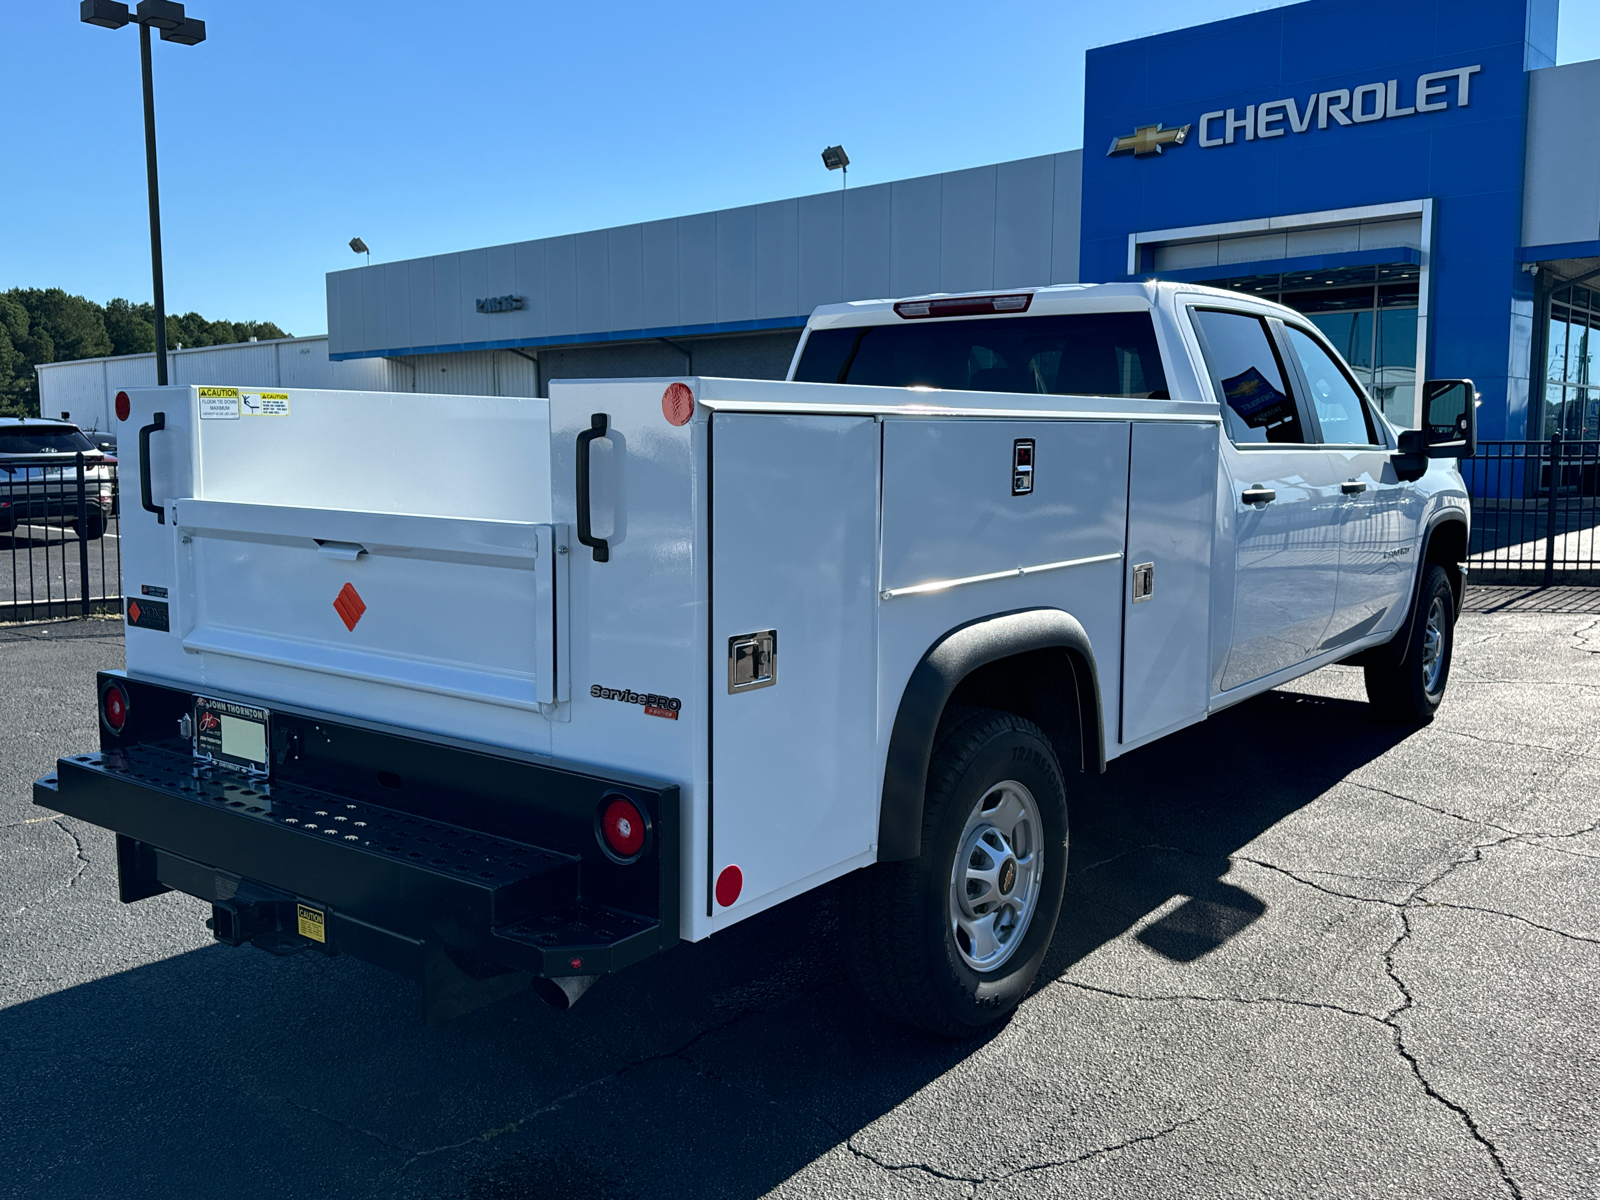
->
79 0 206 388
350 237 371 266
821 144 849 190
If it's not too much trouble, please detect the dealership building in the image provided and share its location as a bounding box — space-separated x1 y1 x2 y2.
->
47 0 1600 443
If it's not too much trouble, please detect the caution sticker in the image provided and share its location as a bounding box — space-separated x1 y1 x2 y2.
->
198 386 240 420
242 391 290 417
296 904 326 943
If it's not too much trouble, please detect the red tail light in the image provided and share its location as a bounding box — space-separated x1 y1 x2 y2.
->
101 682 129 733
115 391 130 422
597 795 648 863
894 292 1033 320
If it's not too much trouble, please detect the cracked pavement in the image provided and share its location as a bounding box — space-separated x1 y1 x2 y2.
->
2 597 1598 1199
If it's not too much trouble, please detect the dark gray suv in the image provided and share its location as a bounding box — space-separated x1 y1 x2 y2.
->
0 419 116 540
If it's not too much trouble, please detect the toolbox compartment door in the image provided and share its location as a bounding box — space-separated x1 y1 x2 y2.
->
173 499 565 711
709 414 881 919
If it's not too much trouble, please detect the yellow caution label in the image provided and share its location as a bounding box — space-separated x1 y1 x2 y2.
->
197 386 240 398
296 904 326 943
242 391 290 416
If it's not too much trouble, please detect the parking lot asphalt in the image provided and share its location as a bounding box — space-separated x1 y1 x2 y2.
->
3 598 1597 1200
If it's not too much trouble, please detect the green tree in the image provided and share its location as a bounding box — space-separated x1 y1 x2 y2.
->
104 297 155 356
0 288 292 417
0 294 31 417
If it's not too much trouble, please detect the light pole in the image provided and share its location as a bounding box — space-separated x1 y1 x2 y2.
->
822 145 850 190
80 0 206 387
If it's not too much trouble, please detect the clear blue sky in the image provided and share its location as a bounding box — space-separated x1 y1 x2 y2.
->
4 1 1599 339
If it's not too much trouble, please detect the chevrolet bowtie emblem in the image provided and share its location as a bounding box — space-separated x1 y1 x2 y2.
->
1107 123 1192 157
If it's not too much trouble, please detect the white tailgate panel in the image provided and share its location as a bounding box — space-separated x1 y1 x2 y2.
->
1120 422 1216 746
119 385 562 752
710 414 880 922
175 500 558 712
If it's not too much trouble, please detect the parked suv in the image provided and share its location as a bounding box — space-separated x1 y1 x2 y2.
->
0 418 116 540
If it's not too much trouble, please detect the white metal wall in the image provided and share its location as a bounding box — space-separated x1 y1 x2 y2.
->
37 336 410 433
327 151 1085 360
1522 58 1600 250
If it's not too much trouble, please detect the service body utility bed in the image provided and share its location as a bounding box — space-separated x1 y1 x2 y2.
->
36 283 1474 1029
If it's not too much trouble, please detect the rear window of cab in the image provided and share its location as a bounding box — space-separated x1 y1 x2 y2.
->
793 311 1168 398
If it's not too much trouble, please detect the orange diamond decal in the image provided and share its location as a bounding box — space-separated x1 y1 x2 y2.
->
333 582 366 631
126 599 142 625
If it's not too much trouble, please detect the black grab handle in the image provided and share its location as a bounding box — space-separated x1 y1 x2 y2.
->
139 411 166 525
576 412 609 563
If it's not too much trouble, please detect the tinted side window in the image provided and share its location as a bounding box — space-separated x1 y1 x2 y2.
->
1284 325 1379 445
0 428 96 455
1190 309 1306 445
792 313 1169 398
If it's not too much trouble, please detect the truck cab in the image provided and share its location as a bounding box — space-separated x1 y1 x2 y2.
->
33 282 1474 1034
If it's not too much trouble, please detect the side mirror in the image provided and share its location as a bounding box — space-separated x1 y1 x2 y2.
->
1421 378 1477 458
1393 428 1428 481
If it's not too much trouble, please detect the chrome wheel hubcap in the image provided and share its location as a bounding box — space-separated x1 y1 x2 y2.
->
950 780 1043 972
1421 596 1448 694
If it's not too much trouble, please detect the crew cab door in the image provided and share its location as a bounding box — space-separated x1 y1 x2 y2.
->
1190 308 1345 691
1278 324 1415 647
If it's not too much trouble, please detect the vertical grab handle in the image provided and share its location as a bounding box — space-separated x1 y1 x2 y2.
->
576 412 609 563
139 411 166 525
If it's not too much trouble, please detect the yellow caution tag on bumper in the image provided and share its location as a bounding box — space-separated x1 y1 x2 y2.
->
296 904 326 943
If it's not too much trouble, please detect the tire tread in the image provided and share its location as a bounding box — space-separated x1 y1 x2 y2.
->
845 708 1064 1037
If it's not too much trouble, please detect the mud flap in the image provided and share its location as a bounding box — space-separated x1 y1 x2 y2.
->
422 942 532 1027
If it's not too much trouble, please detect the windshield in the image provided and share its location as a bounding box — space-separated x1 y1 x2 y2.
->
0 428 97 455
793 312 1168 398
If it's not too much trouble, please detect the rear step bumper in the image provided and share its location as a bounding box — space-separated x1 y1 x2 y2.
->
36 739 675 1021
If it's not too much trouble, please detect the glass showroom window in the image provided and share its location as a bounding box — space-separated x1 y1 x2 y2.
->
1545 286 1600 440
1216 265 1419 423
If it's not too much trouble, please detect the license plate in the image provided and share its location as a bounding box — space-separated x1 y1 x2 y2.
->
193 697 271 776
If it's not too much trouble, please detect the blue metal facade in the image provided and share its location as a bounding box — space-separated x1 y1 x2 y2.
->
1080 0 1557 439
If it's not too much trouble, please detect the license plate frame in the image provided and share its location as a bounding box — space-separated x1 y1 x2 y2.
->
192 696 272 777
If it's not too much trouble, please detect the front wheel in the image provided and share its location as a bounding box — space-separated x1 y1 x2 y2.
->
844 708 1069 1037
1364 563 1455 723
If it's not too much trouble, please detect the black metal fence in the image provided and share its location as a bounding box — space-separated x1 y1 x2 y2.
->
1 455 122 623
1467 435 1600 585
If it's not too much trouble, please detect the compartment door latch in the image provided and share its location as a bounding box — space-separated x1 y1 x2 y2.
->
727 630 777 694
1131 562 1155 603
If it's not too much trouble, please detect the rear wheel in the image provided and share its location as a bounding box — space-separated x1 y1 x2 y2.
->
1364 563 1455 723
76 510 106 541
844 708 1068 1037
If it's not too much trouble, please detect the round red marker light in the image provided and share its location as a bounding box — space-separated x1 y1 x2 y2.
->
101 683 128 733
598 796 647 862
114 391 130 422
662 382 694 427
715 864 743 908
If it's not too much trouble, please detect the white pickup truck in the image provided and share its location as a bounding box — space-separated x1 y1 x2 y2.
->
35 282 1476 1034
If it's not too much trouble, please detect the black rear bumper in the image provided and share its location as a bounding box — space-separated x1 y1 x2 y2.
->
36 672 679 1021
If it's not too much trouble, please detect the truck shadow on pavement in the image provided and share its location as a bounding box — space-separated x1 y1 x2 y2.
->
3 681 1417 1200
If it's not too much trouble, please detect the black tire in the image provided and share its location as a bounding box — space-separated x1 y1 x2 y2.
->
76 511 106 541
844 708 1069 1037
1364 563 1455 724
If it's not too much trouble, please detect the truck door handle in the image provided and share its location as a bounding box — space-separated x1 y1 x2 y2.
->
576 412 610 563
1241 485 1276 505
138 411 165 525
1341 480 1367 495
